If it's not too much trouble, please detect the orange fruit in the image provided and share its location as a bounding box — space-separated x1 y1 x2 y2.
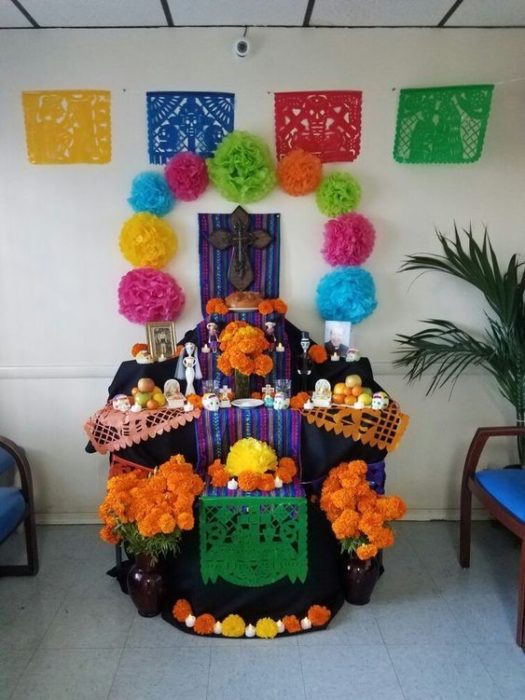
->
344 395 356 406
332 394 345 404
333 383 347 395
351 386 362 397
131 387 139 396
146 399 159 410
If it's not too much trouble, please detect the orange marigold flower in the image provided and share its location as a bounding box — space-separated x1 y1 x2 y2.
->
307 605 331 627
359 512 384 537
376 495 407 521
158 513 177 534
207 459 224 476
172 598 192 623
254 354 273 377
272 298 288 315
251 392 262 400
99 525 120 545
332 509 360 540
259 473 276 492
330 488 356 510
368 526 395 549
356 543 378 560
237 471 261 492
258 300 274 315
211 469 230 488
194 613 216 635
216 354 232 375
131 343 148 357
308 344 328 363
177 512 195 530
290 392 309 410
186 394 203 409
206 298 228 315
276 466 294 484
282 615 301 634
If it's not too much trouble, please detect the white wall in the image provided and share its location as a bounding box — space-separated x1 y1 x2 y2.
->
0 27 523 522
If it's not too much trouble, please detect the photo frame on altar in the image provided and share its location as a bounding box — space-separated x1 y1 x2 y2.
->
324 321 351 358
146 322 177 360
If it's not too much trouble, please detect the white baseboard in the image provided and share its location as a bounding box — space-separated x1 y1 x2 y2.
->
35 509 491 525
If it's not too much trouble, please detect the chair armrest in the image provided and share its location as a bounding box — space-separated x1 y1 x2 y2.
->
0 436 35 505
461 426 525 484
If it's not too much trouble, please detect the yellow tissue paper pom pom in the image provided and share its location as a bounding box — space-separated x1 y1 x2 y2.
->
221 614 246 638
119 212 177 269
226 438 278 477
255 617 278 639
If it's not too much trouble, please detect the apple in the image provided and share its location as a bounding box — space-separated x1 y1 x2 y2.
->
135 391 152 408
358 392 373 406
138 377 155 393
361 387 373 396
146 399 160 410
345 374 362 389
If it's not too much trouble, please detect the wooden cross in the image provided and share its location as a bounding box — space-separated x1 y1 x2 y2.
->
209 206 272 291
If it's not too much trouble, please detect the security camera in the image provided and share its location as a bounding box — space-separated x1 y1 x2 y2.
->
234 37 250 58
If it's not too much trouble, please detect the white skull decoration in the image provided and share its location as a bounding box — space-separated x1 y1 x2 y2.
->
112 394 131 412
371 393 384 410
202 392 220 412
346 347 361 362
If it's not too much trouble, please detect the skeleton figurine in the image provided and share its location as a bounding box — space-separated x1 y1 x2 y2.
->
264 322 277 350
175 342 203 397
207 322 219 353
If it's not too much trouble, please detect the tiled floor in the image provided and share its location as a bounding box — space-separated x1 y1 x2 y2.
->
1 521 524 699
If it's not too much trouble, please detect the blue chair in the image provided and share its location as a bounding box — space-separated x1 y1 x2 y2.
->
0 435 39 575
460 426 525 649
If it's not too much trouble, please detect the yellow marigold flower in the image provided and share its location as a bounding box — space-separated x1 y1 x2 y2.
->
255 617 278 639
356 543 378 560
226 438 277 476
221 614 245 638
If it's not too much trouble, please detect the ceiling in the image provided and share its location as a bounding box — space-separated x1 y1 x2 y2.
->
1 0 524 29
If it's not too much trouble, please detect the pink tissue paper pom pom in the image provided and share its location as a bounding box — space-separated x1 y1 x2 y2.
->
118 268 185 324
164 152 209 202
321 213 376 267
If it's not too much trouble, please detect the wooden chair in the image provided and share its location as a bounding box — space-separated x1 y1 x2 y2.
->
0 435 39 575
460 426 525 649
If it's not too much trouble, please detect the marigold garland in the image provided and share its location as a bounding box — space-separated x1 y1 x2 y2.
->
308 344 328 364
277 149 322 196
171 601 331 637
119 212 177 269
320 460 406 559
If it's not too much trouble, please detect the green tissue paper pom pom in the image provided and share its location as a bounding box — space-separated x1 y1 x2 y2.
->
316 172 362 217
207 131 276 203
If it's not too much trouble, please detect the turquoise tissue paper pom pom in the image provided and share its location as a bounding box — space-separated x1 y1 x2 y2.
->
128 172 175 216
316 267 377 323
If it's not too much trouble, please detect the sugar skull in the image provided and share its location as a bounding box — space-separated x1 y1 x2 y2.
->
202 392 220 411
346 347 361 362
371 393 384 410
112 394 131 412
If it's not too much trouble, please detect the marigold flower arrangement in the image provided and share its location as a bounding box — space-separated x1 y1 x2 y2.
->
205 297 229 316
216 321 273 377
320 460 406 561
98 455 204 563
172 599 331 637
257 298 288 316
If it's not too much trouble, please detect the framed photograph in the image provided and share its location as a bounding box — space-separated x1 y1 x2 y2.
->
324 321 352 357
146 322 177 360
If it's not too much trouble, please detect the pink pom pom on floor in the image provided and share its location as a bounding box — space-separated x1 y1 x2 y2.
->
321 213 376 267
118 268 185 324
164 152 208 202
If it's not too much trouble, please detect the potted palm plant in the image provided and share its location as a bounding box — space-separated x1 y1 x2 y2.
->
395 225 525 464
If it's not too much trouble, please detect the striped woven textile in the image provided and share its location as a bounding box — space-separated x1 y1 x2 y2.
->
198 212 281 316
194 406 301 473
202 480 304 499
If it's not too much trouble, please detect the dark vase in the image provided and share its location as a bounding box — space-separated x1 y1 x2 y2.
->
340 551 381 605
233 369 250 399
126 553 167 617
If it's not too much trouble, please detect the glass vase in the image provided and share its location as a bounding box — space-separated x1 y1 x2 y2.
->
233 369 250 400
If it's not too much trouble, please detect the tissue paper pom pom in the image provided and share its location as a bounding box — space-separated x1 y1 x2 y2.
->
118 268 185 324
322 213 376 267
277 149 322 196
316 172 361 217
165 153 208 202
127 172 174 216
316 267 377 323
207 131 276 203
119 213 177 269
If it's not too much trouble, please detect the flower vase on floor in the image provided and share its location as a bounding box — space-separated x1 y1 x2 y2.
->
234 369 250 400
340 551 380 605
127 553 167 617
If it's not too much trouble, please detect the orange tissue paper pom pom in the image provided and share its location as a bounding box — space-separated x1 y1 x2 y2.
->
257 300 274 315
131 343 148 357
308 344 328 364
356 543 379 560
277 149 322 196
282 615 302 633
307 605 331 627
194 613 216 635
237 471 261 492
173 598 192 623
